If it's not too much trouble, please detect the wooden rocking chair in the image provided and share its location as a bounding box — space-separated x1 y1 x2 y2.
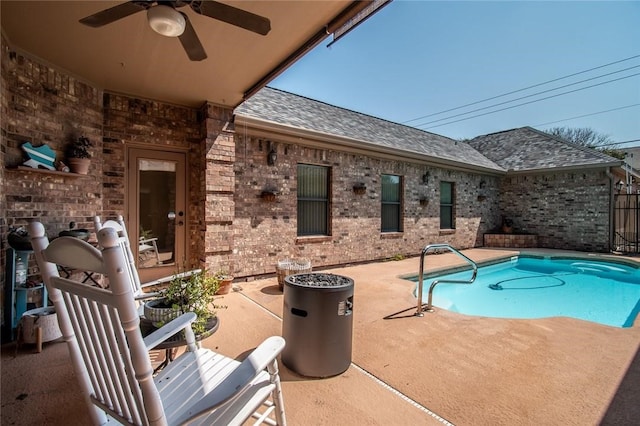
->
29 222 287 425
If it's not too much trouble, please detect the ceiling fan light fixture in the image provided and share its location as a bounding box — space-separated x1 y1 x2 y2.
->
147 5 186 37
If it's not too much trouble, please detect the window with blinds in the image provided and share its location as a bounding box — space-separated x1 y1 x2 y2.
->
440 181 455 229
381 174 402 232
297 164 330 236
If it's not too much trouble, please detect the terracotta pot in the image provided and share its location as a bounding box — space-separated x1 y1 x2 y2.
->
68 157 91 174
216 277 233 295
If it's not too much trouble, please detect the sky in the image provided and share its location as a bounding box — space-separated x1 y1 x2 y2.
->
271 1 640 148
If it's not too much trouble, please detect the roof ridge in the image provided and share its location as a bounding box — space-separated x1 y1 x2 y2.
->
263 86 458 142
526 126 620 161
469 126 529 140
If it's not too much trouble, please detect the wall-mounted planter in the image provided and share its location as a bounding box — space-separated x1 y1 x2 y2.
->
261 190 277 202
353 183 366 195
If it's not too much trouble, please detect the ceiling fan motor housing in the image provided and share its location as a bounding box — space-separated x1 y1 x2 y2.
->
147 4 186 37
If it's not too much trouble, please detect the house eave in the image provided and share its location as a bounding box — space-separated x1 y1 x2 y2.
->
505 161 623 175
234 115 505 175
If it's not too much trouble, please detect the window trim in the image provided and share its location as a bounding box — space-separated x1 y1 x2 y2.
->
297 163 331 237
440 181 455 230
381 173 403 233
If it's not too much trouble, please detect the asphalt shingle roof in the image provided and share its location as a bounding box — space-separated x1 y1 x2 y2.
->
467 127 621 172
235 87 505 173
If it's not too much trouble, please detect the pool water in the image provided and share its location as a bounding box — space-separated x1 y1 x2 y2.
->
416 256 640 328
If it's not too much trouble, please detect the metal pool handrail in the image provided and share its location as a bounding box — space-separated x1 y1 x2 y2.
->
416 244 478 317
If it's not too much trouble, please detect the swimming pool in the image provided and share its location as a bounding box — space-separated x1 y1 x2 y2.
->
415 256 640 328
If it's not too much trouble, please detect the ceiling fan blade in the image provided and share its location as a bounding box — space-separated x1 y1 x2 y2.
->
178 13 207 61
79 1 150 28
191 1 271 36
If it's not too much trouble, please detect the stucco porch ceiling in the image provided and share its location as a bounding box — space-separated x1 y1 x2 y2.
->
1 1 372 108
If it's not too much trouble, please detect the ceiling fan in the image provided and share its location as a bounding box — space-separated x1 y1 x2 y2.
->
79 1 271 61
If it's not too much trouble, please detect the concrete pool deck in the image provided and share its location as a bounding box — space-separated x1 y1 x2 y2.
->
2 248 639 425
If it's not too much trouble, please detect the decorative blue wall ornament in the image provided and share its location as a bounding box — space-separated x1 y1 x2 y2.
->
21 142 56 170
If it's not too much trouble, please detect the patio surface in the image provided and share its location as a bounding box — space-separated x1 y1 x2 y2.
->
2 248 639 425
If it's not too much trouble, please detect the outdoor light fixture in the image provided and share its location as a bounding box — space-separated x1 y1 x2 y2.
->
267 147 277 166
147 5 186 37
422 172 430 184
615 180 625 192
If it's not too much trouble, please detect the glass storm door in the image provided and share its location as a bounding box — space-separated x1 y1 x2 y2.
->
127 148 187 283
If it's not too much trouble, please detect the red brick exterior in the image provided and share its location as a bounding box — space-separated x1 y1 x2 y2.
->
232 135 501 277
1 37 103 314
500 170 612 251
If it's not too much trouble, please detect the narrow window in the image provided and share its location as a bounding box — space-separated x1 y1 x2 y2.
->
440 181 455 229
381 174 402 232
297 164 330 236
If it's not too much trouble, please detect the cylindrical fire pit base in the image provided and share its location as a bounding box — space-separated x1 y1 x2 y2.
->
282 273 354 378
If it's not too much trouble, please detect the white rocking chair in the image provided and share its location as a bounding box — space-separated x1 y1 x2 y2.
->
93 215 200 301
29 222 287 426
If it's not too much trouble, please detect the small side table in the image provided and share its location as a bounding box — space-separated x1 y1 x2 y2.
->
140 316 220 372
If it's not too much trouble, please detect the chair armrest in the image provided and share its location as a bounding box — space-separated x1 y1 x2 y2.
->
139 237 156 242
143 312 197 350
174 336 285 425
134 291 161 301
140 269 202 290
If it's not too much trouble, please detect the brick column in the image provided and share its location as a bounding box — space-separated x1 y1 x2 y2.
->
199 103 235 274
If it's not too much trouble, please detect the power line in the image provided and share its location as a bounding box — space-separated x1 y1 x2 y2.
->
413 65 640 128
532 104 640 127
403 54 640 124
420 72 640 130
599 139 640 147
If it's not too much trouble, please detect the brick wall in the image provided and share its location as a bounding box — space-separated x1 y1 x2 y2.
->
232 135 502 277
1 38 8 318
500 170 611 251
0 33 237 296
1 34 102 277
101 94 214 270
1 39 103 232
200 103 236 275
1 36 104 329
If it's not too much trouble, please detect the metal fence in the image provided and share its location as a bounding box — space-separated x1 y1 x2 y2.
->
613 194 640 253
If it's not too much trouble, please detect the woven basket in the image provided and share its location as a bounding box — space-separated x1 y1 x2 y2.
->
20 307 62 344
276 258 312 291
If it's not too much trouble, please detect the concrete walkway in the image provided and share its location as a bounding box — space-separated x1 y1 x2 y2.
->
2 248 639 425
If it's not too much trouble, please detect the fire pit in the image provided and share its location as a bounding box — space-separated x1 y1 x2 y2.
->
282 273 354 377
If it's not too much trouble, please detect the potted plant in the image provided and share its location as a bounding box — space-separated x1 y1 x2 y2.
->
66 136 93 174
143 269 222 335
214 269 234 295
353 183 366 195
260 189 278 202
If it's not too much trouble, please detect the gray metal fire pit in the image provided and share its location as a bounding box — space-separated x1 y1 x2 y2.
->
282 273 354 378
